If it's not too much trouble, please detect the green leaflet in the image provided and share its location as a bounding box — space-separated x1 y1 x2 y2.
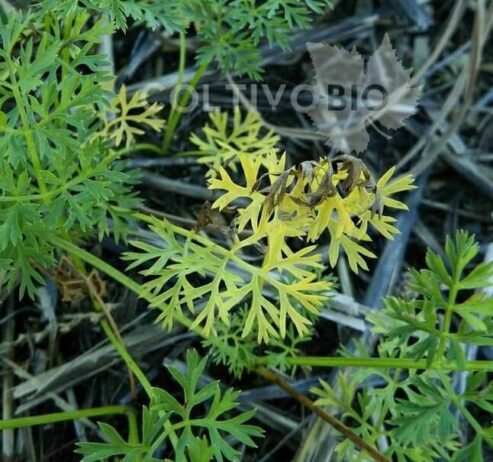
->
369 231 493 365
38 0 333 79
76 350 263 462
311 232 493 461
124 217 330 343
0 9 141 296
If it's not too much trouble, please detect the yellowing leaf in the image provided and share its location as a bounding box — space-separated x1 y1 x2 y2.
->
98 85 165 147
191 107 280 176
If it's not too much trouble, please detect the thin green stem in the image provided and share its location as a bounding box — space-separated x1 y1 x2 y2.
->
148 421 188 456
374 358 403 434
437 370 487 444
436 268 461 360
454 399 485 437
58 230 148 400
127 407 139 445
101 319 153 397
177 31 187 89
6 57 48 201
0 405 131 431
161 58 210 154
173 149 214 157
50 236 155 397
280 356 493 372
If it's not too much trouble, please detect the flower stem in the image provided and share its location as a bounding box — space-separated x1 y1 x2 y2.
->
100 318 153 397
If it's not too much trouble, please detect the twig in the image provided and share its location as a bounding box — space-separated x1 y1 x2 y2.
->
256 367 391 462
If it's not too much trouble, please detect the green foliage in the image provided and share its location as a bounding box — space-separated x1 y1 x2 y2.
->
204 307 260 378
370 230 493 366
126 109 413 343
204 306 315 377
183 0 333 79
312 368 462 461
190 107 280 176
209 149 415 273
0 0 335 297
76 350 263 462
38 0 188 32
124 215 329 343
311 232 493 461
4 2 478 461
38 0 332 79
0 8 144 297
97 84 165 148
0 4 342 458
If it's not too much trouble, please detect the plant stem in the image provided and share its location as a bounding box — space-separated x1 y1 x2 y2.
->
256 367 390 462
0 405 132 430
65 242 139 398
436 284 460 360
101 319 153 397
126 407 140 445
49 237 155 397
435 372 484 439
51 228 493 377
6 58 48 201
161 58 210 155
280 356 493 372
177 31 187 88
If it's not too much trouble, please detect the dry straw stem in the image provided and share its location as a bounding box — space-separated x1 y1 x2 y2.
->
403 0 493 175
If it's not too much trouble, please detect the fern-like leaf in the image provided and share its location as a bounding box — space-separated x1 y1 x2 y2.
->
77 350 262 462
190 107 280 176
